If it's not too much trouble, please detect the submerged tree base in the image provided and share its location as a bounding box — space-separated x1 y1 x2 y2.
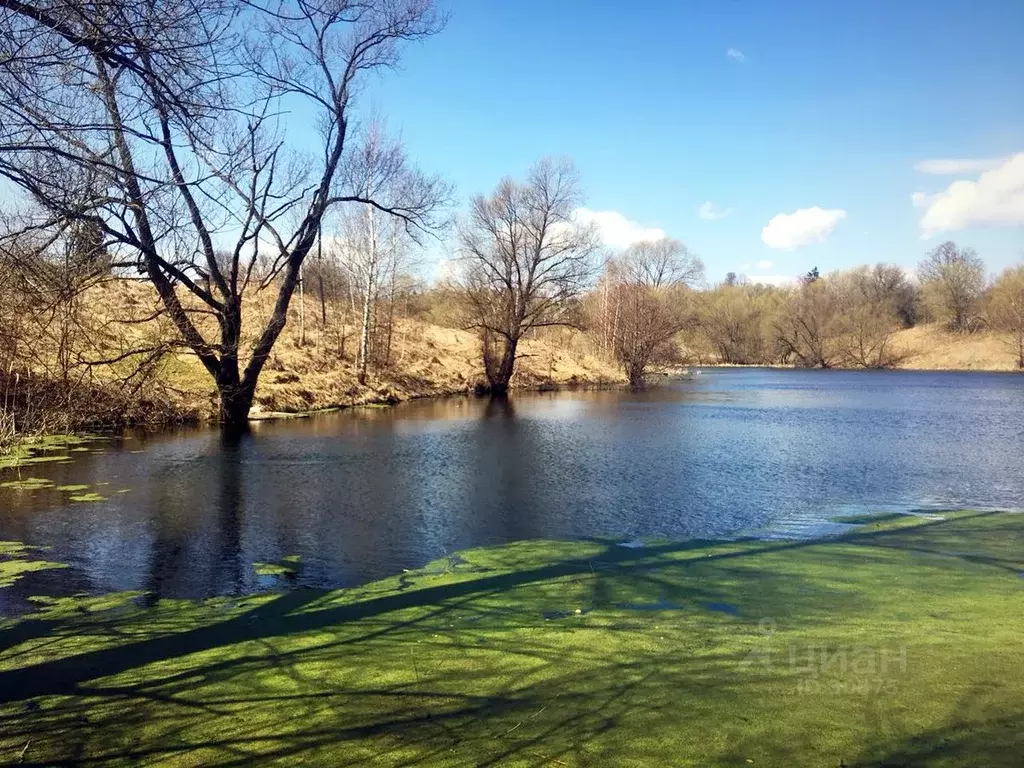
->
0 510 1022 765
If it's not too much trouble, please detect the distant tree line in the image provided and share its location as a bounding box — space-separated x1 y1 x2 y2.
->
687 243 1023 372
449 163 1023 383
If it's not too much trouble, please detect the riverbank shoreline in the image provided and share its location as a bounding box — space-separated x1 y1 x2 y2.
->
246 376 628 422
0 377 628 460
0 509 1020 765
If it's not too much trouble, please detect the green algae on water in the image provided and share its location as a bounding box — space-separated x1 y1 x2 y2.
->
0 540 67 588
254 555 302 577
67 492 107 503
0 477 55 491
1 511 1022 766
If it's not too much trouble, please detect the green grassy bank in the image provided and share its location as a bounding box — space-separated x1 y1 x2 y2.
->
0 511 1021 766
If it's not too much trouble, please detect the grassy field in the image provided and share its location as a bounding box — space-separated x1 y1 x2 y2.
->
0 510 1021 766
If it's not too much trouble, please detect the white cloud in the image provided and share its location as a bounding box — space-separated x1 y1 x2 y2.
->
756 259 774 269
698 201 734 220
760 207 847 250
572 208 665 249
914 157 1003 175
726 48 746 62
913 152 1024 238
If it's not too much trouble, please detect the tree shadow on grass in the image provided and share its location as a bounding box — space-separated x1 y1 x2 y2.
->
0 511 1021 765
847 688 1024 768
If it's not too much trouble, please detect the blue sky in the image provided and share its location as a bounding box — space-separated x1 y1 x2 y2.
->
362 0 1024 283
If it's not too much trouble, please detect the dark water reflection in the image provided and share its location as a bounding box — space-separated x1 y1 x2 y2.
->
1 369 1023 609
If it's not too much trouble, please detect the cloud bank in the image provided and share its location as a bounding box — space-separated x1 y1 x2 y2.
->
914 158 1003 175
726 48 746 62
760 207 847 250
573 208 665 249
913 153 1024 237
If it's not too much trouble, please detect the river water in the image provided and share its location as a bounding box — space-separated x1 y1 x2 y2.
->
1 368 1022 609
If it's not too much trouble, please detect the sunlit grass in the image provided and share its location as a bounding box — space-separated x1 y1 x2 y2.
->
0 511 1021 766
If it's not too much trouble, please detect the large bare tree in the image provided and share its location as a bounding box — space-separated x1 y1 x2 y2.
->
458 158 599 394
775 277 842 368
918 241 985 332
831 266 907 368
598 239 703 386
0 0 447 429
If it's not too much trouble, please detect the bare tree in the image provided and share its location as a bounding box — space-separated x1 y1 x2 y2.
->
864 263 918 327
600 239 704 386
918 241 985 332
0 0 447 429
776 278 841 368
458 158 599 394
988 264 1024 369
700 286 768 365
831 266 906 368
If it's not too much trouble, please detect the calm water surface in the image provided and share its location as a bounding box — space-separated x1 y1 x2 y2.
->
2 369 1023 610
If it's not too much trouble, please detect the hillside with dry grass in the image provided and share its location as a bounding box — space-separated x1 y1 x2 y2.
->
83 280 623 420
890 325 1024 371
244 318 621 417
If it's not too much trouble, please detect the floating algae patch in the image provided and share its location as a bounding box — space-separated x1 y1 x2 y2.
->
0 477 55 491
68 492 107 503
254 555 302 578
0 434 104 470
0 541 32 557
56 484 91 493
0 453 71 469
0 540 67 588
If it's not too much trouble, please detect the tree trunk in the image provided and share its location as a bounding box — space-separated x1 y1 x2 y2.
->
358 274 373 383
626 360 646 389
486 336 519 395
217 299 254 431
357 205 377 385
217 369 254 433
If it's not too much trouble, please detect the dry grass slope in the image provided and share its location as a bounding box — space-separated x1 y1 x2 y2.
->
891 325 1023 371
86 280 623 419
